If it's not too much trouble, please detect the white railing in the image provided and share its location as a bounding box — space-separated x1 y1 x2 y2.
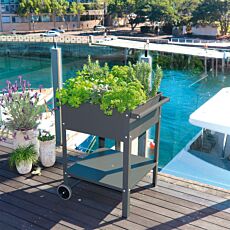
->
0 35 89 44
169 38 221 44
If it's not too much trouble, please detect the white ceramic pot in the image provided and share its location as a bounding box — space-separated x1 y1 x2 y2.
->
14 129 39 156
16 160 33 175
39 139 56 167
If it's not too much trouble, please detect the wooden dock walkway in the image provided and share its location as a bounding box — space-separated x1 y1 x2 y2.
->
93 38 229 59
0 146 230 230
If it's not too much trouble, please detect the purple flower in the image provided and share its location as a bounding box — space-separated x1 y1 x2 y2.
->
27 81 31 90
34 92 38 99
6 80 11 89
23 80 26 88
18 75 22 82
24 135 30 141
39 85 43 93
2 88 6 95
13 132 16 138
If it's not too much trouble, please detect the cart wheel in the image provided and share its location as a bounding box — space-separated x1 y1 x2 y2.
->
57 184 72 200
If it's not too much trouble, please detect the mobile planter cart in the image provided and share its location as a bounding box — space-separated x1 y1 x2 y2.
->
57 93 169 218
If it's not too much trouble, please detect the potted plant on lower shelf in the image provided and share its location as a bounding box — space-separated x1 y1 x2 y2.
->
0 76 45 153
9 144 38 174
38 131 56 167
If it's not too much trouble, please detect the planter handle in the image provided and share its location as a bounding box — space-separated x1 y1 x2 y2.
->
131 96 170 119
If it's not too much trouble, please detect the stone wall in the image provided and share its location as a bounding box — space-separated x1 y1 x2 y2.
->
1 20 101 33
0 42 122 60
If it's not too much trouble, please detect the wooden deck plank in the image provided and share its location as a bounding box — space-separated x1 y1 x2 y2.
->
46 163 230 229
0 169 143 230
1 149 230 230
136 181 230 222
42 167 229 230
0 221 17 230
0 209 43 230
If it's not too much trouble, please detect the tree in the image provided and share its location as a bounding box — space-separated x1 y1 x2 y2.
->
17 0 41 30
108 0 149 30
70 1 85 28
148 0 178 26
192 0 230 35
45 0 69 28
173 0 201 26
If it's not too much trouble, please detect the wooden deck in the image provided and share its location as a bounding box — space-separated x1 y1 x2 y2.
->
1 146 230 230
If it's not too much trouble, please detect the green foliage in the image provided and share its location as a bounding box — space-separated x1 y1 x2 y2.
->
9 145 38 168
132 62 151 94
152 65 163 97
153 53 203 72
17 0 41 16
38 131 55 142
192 0 230 35
70 1 85 15
57 59 153 115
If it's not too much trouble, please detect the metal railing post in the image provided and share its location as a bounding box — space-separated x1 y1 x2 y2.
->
51 44 63 146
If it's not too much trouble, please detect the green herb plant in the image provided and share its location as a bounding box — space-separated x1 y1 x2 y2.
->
152 64 163 97
38 131 55 142
57 58 163 115
9 144 38 168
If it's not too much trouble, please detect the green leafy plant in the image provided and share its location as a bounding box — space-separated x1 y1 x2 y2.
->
57 59 163 115
152 64 163 97
9 144 38 168
38 131 55 142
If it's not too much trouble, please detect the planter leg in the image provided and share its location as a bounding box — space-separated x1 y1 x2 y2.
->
115 141 121 151
62 126 68 184
122 137 131 218
153 108 161 187
99 137 105 148
138 131 147 157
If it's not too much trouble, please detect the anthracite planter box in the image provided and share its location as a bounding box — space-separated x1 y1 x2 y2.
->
60 93 169 218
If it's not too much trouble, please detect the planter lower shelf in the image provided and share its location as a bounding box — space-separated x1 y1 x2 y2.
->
67 149 154 191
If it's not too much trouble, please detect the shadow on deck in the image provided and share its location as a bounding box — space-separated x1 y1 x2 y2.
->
1 146 230 230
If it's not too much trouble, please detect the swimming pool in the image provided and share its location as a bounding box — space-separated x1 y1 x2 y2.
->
1 55 230 167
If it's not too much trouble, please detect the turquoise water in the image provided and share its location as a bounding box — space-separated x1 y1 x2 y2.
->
1 55 230 167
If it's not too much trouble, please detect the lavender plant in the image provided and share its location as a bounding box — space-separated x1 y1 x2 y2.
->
0 76 45 139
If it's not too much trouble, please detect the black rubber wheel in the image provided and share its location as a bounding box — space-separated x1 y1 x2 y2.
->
57 184 72 200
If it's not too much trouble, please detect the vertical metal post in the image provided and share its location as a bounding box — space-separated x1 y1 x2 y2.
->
138 132 147 157
138 51 153 157
222 58 225 73
212 58 214 75
124 48 128 65
153 107 161 187
51 46 63 146
99 137 105 148
216 58 218 76
122 136 131 218
115 141 121 151
62 124 68 184
0 1 3 32
204 57 207 75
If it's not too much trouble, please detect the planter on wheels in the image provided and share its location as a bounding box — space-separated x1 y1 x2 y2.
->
58 93 169 218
